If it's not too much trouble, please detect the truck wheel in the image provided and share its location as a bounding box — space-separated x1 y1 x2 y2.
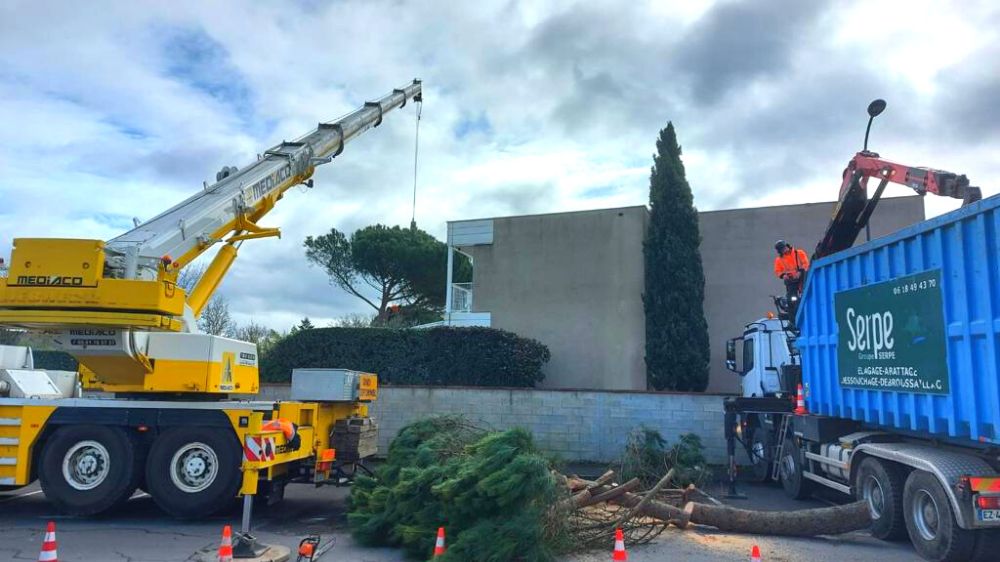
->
38 425 141 515
145 427 241 518
903 470 976 562
778 436 813 499
855 457 907 541
747 426 772 482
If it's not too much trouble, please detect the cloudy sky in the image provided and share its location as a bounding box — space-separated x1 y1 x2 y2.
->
1 0 997 330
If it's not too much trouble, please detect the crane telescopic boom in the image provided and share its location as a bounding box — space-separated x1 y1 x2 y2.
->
0 79 422 332
108 79 423 281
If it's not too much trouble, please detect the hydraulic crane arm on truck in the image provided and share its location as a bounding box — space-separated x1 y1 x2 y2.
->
0 80 421 520
777 100 981 324
813 99 981 261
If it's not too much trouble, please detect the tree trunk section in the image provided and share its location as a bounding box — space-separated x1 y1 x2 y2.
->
607 494 871 536
684 500 872 537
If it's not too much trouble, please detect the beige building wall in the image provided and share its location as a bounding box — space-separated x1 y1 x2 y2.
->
455 196 924 393
461 207 648 390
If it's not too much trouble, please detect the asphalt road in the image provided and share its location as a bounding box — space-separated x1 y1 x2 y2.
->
0 480 919 561
0 483 402 562
567 481 917 562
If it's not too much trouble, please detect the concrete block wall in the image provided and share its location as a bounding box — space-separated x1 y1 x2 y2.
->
258 384 729 463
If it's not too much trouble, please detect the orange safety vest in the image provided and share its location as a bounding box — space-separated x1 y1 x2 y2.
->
774 248 810 279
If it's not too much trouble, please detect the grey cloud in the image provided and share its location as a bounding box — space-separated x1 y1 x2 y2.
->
675 0 831 105
934 43 1000 142
514 0 833 136
473 182 556 217
516 3 677 134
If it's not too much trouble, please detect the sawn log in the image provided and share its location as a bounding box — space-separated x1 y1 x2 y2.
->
682 500 872 537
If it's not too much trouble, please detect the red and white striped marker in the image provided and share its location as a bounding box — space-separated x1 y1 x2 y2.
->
612 527 627 560
750 543 762 561
433 527 446 557
38 521 57 562
218 524 233 562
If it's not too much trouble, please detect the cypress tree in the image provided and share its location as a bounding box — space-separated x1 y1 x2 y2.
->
643 123 710 391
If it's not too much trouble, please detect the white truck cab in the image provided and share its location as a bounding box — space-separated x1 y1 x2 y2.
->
726 317 797 398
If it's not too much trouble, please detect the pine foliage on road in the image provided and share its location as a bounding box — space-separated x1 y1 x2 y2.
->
348 416 567 561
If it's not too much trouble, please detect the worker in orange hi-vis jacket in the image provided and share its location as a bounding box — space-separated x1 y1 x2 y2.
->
773 239 810 297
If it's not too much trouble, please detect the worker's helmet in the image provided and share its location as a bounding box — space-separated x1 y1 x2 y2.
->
774 240 789 254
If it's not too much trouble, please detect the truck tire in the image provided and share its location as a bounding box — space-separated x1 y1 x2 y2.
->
38 425 141 516
855 457 907 541
747 426 772 482
779 436 813 499
903 470 976 562
145 427 241 518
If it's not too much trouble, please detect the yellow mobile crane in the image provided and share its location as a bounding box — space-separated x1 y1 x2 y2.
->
0 80 422 519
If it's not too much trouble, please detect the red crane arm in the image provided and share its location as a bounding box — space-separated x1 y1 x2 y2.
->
844 153 979 201
816 151 982 260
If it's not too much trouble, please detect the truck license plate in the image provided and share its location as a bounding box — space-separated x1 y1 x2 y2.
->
978 509 1000 521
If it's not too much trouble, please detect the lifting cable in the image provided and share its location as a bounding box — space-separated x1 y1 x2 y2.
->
410 98 422 229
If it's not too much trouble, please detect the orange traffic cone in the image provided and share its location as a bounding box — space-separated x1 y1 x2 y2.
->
750 543 762 561
793 383 808 415
433 527 446 557
612 527 627 560
218 525 233 562
38 521 57 562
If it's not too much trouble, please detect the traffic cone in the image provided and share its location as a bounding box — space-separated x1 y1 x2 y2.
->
432 527 446 557
793 383 808 415
612 527 627 560
750 543 762 561
218 524 233 562
37 521 57 562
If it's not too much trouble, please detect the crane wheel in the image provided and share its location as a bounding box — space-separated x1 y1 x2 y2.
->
145 427 241 518
38 425 141 516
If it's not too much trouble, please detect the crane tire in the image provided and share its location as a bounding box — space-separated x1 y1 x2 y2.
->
39 425 141 516
903 470 976 562
145 427 241 518
855 457 907 541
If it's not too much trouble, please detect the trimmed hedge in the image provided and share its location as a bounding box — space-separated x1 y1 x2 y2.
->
261 326 550 387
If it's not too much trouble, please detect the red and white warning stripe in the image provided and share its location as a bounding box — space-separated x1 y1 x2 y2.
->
244 435 263 462
244 436 276 462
